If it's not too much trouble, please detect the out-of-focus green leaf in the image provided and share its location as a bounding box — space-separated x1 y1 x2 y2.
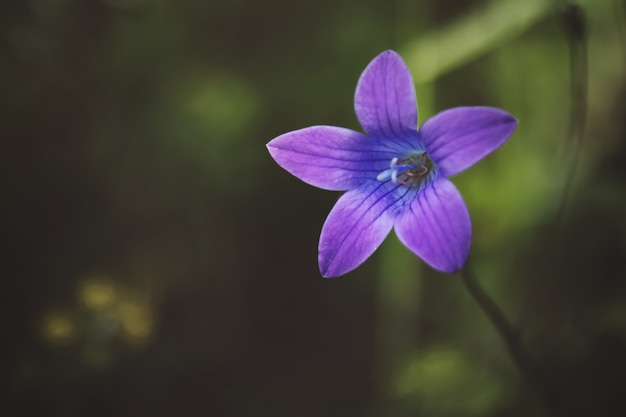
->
402 0 557 84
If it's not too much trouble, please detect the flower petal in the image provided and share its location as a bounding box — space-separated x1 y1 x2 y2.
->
267 126 394 191
319 182 405 277
420 107 517 177
354 50 418 140
394 178 471 273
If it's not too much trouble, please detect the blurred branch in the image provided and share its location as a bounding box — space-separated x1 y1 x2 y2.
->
555 3 588 220
401 0 556 84
616 0 626 75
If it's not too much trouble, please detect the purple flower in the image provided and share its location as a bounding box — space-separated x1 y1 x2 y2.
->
267 50 517 277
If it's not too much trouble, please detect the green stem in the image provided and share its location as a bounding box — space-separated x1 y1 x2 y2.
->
460 264 536 381
460 263 570 417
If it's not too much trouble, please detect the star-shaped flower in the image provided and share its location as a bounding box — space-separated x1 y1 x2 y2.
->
267 50 517 277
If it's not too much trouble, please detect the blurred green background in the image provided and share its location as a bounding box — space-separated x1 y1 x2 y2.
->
2 0 625 416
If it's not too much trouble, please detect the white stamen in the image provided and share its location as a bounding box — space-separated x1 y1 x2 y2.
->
376 170 392 181
376 157 401 182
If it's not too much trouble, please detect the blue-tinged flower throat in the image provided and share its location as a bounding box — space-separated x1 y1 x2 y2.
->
376 152 434 188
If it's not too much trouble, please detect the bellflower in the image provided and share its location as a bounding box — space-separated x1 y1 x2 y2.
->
267 50 517 277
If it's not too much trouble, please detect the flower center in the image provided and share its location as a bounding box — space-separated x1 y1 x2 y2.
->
376 152 434 187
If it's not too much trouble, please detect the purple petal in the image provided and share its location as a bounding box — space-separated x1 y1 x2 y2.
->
319 183 405 277
420 107 517 177
394 178 471 273
267 126 395 191
354 50 418 140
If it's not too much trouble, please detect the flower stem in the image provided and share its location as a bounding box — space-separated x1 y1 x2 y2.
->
460 264 535 380
460 263 567 416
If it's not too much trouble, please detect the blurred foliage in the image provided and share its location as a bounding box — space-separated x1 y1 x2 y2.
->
1 0 625 416
393 346 510 416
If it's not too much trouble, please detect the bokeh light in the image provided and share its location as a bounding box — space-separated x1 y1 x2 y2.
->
79 277 117 311
119 297 153 344
41 312 77 346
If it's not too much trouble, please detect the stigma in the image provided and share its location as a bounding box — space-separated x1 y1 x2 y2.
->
376 152 434 187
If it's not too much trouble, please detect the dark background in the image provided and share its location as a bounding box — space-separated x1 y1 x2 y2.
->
2 0 625 416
